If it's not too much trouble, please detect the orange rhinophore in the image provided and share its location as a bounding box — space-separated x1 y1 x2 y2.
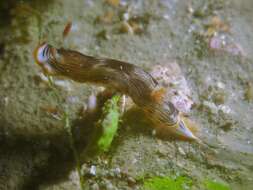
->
150 87 166 103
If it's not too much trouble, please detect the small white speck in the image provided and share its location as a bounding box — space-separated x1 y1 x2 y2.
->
87 94 97 112
217 82 225 89
114 167 121 175
123 12 129 21
132 158 138 164
219 105 231 114
163 14 170 20
71 23 79 32
188 7 194 14
3 97 9 106
90 165 96 176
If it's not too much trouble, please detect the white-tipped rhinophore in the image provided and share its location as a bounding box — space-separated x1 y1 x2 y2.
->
33 43 57 75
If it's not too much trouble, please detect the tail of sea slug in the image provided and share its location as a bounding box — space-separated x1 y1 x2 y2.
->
143 101 199 141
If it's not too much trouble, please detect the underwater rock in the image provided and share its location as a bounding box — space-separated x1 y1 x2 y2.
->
150 62 194 114
0 0 253 190
91 183 100 190
106 0 120 7
0 147 50 190
209 34 245 56
244 82 253 102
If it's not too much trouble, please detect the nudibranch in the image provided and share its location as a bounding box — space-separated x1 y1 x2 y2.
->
34 43 198 141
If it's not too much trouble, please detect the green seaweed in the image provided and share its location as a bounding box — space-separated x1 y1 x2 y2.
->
142 176 192 190
84 95 121 156
204 180 230 190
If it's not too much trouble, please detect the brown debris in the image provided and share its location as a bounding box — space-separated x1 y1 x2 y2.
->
63 21 72 39
98 11 115 24
244 82 253 102
105 0 120 7
40 105 62 120
206 16 230 36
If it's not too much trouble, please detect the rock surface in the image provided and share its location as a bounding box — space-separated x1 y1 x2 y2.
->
0 0 253 189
